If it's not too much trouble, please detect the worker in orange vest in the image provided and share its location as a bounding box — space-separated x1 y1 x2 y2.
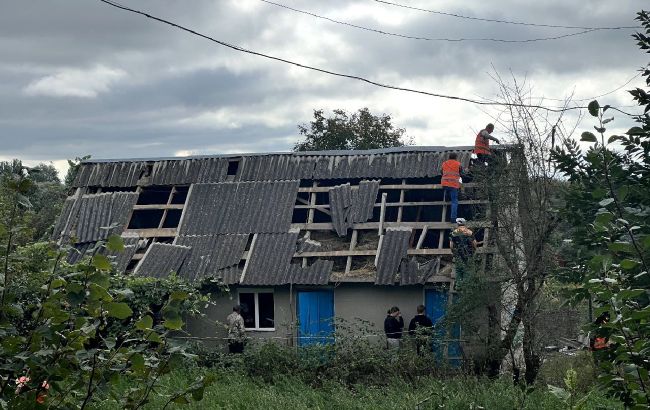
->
474 123 500 165
441 152 463 221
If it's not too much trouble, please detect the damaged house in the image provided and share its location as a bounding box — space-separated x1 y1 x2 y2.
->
54 146 496 362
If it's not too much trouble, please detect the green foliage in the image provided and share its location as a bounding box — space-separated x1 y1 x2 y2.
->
64 155 91 188
294 108 409 151
0 159 66 246
95 366 622 410
551 12 650 407
190 318 449 388
537 351 597 395
0 236 212 409
547 368 593 410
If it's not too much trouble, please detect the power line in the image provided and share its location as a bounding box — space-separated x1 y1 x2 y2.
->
373 0 642 31
260 0 606 43
510 69 646 108
97 0 592 113
543 71 645 103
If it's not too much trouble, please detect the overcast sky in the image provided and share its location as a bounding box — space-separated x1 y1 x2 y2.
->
1 0 647 177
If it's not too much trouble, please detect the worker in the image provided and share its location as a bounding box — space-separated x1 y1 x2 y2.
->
441 152 463 222
474 123 500 165
226 305 246 354
449 218 478 283
408 304 434 355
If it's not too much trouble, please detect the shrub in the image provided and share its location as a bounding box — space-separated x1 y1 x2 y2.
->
190 318 449 389
0 237 213 409
537 351 597 394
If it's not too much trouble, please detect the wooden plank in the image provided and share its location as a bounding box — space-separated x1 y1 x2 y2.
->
157 186 176 230
297 182 480 193
125 228 177 238
307 182 317 223
378 193 387 235
291 247 493 258
397 179 406 222
415 226 428 250
291 221 492 230
374 234 384 266
287 247 499 258
132 204 184 210
293 199 487 210
344 229 358 273
303 182 317 267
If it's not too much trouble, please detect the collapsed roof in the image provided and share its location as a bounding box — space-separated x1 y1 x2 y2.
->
55 146 491 286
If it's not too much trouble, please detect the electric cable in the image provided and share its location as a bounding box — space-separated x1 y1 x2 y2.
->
373 0 642 31
259 0 610 43
97 0 597 114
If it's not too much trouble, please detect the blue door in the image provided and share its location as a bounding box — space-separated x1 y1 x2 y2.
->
297 290 334 346
425 289 462 367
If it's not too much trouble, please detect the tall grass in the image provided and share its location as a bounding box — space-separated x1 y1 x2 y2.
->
96 336 620 409
98 367 622 410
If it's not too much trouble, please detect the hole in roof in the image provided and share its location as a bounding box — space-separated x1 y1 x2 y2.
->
292 208 308 224
227 159 241 176
170 186 189 204
137 186 173 205
128 209 164 229
125 259 139 274
139 164 153 179
162 209 182 228
244 234 255 251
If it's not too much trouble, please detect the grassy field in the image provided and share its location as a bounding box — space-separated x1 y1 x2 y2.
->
98 368 623 410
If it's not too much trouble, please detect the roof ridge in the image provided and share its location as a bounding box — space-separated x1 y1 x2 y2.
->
82 145 491 163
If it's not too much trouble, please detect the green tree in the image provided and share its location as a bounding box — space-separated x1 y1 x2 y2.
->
0 160 66 243
449 72 575 385
551 10 650 407
26 164 67 241
64 155 91 188
294 108 409 151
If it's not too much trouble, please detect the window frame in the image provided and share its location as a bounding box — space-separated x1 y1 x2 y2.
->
238 289 275 331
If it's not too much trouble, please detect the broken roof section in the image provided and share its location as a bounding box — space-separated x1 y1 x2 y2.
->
57 146 494 286
329 180 380 236
375 227 412 285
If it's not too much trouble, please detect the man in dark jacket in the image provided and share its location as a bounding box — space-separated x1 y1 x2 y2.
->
384 306 404 349
408 305 434 355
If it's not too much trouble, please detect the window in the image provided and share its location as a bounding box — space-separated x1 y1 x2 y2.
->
238 290 275 330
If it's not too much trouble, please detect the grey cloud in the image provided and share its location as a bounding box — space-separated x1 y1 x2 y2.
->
0 0 646 168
